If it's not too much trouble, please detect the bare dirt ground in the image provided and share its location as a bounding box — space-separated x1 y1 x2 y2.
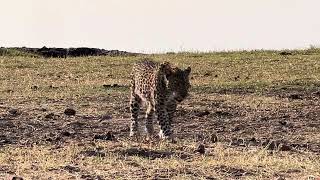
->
0 51 319 179
1 88 320 153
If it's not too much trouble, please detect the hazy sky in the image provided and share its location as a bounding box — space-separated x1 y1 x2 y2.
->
1 0 319 53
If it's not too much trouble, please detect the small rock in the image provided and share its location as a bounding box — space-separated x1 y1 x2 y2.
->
45 138 53 142
214 74 218 78
64 108 76 116
103 84 112 88
49 85 58 89
103 84 119 88
94 131 115 141
61 131 71 137
204 73 211 77
249 137 257 142
100 114 112 121
210 134 218 143
234 75 240 81
63 165 81 173
195 134 205 142
279 51 292 56
279 120 287 126
288 94 303 100
40 108 47 112
11 177 24 180
231 126 241 132
45 113 55 119
195 110 210 117
314 91 320 96
31 85 38 90
248 137 259 146
196 144 205 154
279 144 291 151
264 140 290 151
6 89 14 93
8 109 21 116
267 141 278 150
275 176 286 180
215 111 232 117
230 138 245 146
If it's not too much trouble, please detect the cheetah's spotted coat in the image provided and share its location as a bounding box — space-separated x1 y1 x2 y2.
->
129 59 191 140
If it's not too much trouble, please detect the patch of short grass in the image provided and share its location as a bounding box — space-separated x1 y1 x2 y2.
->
0 141 319 179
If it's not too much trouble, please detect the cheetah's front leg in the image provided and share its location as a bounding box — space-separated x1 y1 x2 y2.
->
156 101 172 140
129 94 141 137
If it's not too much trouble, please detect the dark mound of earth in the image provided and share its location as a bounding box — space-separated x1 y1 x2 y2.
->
0 46 139 58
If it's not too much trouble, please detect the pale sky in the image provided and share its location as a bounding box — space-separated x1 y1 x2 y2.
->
0 0 319 53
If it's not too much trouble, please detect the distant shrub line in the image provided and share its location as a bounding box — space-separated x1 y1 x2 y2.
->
0 46 139 58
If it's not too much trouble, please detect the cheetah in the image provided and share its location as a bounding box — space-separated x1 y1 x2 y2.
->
129 59 191 140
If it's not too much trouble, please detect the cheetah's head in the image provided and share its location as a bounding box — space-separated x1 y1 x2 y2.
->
161 62 191 102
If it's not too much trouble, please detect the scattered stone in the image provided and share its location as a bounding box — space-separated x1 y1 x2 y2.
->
6 89 14 93
288 94 303 100
64 108 76 116
61 131 71 137
265 140 278 150
214 74 218 78
49 85 58 89
196 144 205 154
262 140 291 151
11 177 24 180
45 138 53 142
0 135 12 145
204 73 211 77
230 138 245 146
81 150 106 157
94 132 115 141
215 111 232 117
63 165 81 173
8 109 21 116
234 75 240 81
231 125 241 132
195 110 210 117
279 51 292 56
247 137 259 146
278 120 287 126
100 114 112 121
210 134 218 143
314 91 320 96
40 108 47 112
279 144 291 151
195 133 205 142
103 84 120 88
31 85 38 90
80 174 104 180
215 165 252 177
275 176 286 180
103 84 112 88
45 113 55 119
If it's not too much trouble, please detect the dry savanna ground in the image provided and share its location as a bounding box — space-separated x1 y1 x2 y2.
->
0 49 320 179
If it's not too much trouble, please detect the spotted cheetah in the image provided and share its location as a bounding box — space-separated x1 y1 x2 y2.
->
129 59 191 140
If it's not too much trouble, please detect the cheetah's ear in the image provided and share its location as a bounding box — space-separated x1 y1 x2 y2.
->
185 67 191 75
161 62 173 76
